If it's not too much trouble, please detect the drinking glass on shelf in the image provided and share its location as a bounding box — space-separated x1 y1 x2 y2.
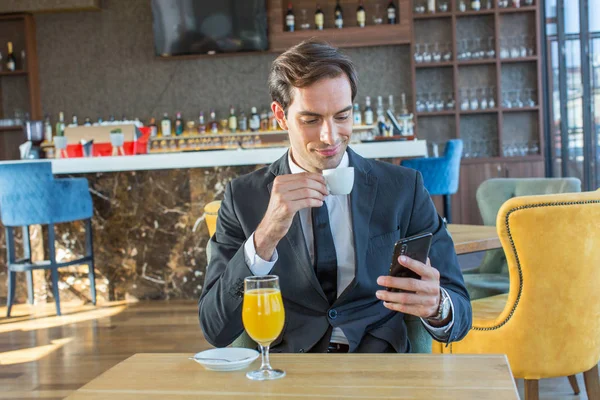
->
416 94 425 113
513 90 524 108
445 92 456 110
243 275 285 381
499 38 510 59
469 88 479 111
435 93 445 111
525 89 536 107
300 9 311 30
425 93 435 112
460 89 470 111
463 140 471 158
443 42 453 61
438 1 449 12
528 140 540 155
527 35 535 56
486 37 496 58
479 88 488 110
473 38 483 59
519 35 528 58
463 39 472 60
502 91 513 108
414 44 424 63
373 4 383 25
510 37 521 59
432 42 442 62
422 43 432 63
488 87 496 109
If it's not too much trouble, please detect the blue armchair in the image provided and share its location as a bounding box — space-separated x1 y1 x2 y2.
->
401 139 463 223
0 161 96 316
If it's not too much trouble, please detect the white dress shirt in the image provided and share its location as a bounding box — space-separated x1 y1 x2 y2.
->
244 150 454 346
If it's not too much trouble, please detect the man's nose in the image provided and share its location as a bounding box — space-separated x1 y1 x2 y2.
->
320 119 339 145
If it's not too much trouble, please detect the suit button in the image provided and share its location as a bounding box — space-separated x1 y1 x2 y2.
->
299 348 305 353
328 309 338 319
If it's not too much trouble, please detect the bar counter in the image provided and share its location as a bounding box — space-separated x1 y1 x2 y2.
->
0 141 426 305
2 141 426 174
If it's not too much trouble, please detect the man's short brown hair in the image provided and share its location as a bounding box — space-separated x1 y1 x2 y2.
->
268 40 358 113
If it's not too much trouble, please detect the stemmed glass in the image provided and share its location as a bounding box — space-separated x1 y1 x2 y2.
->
469 88 479 111
443 43 453 61
460 89 470 111
422 44 432 63
486 37 496 58
243 275 286 381
414 44 423 63
432 42 442 62
488 87 496 109
479 88 488 110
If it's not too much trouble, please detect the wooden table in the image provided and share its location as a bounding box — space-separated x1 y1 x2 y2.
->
65 353 519 399
448 224 501 255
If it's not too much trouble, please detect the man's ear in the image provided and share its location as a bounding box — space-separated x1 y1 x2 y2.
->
271 101 288 130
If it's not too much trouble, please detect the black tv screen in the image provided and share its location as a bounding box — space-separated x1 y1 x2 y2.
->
151 0 269 56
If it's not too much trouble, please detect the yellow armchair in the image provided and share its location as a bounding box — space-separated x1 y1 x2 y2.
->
434 190 600 399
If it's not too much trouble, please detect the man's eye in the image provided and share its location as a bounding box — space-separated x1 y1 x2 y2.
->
336 114 350 121
302 119 318 125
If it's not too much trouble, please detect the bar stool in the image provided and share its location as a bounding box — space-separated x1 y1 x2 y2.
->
401 139 463 223
0 162 96 317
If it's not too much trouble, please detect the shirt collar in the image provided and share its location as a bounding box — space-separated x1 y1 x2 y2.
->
287 149 349 174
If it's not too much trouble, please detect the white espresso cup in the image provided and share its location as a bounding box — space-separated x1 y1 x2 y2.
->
322 167 355 195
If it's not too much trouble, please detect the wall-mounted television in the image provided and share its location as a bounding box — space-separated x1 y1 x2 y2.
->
151 0 269 57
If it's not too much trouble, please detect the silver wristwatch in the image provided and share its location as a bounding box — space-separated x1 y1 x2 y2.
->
427 288 451 322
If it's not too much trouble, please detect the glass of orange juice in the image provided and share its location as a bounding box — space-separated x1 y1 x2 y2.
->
242 275 286 380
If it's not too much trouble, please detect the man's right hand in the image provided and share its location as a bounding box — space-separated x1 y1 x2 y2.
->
254 173 328 260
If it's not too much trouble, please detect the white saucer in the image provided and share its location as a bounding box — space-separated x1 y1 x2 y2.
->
191 348 259 372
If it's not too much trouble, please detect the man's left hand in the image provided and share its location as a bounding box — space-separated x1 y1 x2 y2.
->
376 256 440 319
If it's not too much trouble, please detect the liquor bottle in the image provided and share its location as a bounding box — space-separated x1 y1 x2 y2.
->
84 117 92 126
356 1 366 28
260 110 269 131
364 96 374 125
388 95 395 116
209 110 219 133
249 107 260 132
286 2 295 32
376 96 385 120
228 106 238 133
315 4 324 30
161 112 172 136
353 103 362 126
387 1 397 24
335 0 343 29
148 117 158 137
268 110 278 130
55 112 65 137
71 115 79 127
197 112 206 133
109 115 116 123
239 111 248 132
44 115 53 143
6 42 16 71
175 112 184 135
471 0 481 11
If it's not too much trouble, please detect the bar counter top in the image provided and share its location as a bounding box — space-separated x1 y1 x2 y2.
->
0 140 427 174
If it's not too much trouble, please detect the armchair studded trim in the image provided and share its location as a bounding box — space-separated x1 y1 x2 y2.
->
472 199 600 333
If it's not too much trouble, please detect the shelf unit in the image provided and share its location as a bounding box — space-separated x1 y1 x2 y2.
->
411 0 543 160
411 0 544 223
0 13 41 160
267 0 412 52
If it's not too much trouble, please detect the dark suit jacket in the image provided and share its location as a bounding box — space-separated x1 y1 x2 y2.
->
199 148 472 353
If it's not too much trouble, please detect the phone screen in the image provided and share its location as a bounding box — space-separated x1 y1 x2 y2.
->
387 232 432 292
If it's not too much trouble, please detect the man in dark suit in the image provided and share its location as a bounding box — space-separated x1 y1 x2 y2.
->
199 40 471 353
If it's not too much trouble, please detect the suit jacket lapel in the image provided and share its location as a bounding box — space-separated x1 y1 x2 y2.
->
267 152 328 304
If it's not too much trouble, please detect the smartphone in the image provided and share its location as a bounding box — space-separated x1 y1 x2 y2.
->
386 232 433 292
